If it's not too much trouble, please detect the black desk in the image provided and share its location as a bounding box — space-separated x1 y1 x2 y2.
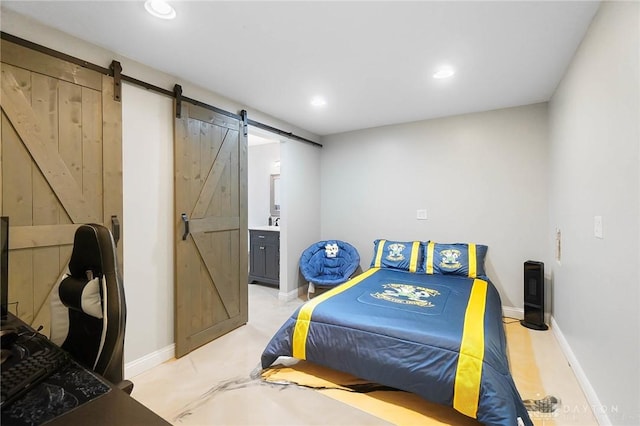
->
1 313 169 426
47 383 170 426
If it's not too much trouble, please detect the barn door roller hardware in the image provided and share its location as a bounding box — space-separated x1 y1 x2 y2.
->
241 110 248 137
110 60 122 102
174 84 183 119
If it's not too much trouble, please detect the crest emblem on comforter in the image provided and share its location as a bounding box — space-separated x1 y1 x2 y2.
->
372 283 441 307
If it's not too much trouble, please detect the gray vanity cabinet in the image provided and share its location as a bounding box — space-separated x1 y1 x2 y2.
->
249 229 280 286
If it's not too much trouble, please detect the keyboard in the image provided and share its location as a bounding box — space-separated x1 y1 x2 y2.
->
0 327 70 409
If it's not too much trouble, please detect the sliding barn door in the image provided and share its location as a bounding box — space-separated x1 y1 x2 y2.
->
174 101 248 357
0 40 122 333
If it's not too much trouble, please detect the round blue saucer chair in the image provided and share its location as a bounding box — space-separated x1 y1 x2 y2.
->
299 240 360 299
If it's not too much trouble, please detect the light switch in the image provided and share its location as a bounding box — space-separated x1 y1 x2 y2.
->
594 216 603 239
416 209 427 220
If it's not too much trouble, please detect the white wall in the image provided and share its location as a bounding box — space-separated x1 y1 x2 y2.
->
548 2 640 424
248 143 280 228
121 84 174 368
279 139 322 298
320 103 549 310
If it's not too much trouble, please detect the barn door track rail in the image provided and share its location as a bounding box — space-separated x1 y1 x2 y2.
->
0 32 322 148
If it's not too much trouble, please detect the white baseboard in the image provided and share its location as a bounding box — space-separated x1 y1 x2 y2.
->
503 306 524 320
125 344 175 379
550 316 610 426
502 306 552 326
278 286 304 301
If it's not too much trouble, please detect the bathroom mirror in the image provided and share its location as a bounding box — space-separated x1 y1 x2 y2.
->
270 174 280 217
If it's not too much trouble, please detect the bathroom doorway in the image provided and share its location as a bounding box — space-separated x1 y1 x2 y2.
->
247 128 322 303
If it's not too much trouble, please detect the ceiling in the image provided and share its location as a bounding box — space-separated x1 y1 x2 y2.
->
2 1 600 137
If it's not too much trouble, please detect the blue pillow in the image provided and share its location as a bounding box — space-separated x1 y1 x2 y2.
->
424 242 488 278
370 239 424 273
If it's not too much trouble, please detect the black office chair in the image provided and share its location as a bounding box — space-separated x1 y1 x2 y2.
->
51 224 133 393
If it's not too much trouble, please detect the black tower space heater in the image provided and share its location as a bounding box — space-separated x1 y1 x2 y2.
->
520 260 548 330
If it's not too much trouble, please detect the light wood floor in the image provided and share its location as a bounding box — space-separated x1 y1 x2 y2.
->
130 284 597 425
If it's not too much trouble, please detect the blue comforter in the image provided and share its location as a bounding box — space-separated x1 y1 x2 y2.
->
261 268 532 426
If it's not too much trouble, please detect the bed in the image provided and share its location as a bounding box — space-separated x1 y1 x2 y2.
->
261 240 533 426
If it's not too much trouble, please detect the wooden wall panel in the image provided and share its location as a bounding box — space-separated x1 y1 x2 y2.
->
1 69 98 224
2 111 34 320
174 100 247 357
1 45 122 331
189 120 202 218
101 75 123 266
2 65 34 320
31 72 64 335
58 81 83 200
82 87 103 223
1 40 102 91
193 129 235 219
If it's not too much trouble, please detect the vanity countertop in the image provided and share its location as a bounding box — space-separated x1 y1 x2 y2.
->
250 225 280 232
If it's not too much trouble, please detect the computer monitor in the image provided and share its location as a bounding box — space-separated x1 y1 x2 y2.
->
1 216 8 319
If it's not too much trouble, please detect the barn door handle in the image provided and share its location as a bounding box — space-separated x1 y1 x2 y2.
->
111 215 120 246
181 213 190 240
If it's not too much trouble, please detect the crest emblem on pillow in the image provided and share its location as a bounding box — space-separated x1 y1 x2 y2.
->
439 249 462 269
386 243 406 261
325 243 339 258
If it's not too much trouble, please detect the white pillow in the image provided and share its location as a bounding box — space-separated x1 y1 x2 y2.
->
81 276 104 319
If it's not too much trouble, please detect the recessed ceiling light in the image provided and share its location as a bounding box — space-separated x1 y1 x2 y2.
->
145 0 176 20
433 66 455 79
310 96 327 107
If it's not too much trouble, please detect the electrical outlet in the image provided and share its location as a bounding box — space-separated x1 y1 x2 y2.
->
416 209 427 220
